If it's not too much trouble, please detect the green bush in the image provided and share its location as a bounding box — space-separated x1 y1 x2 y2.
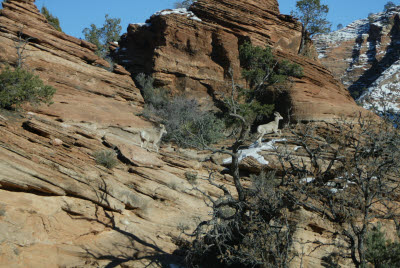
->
136 73 168 110
94 150 118 169
239 42 303 90
366 225 400 267
236 42 303 124
184 171 198 184
82 14 122 58
0 66 56 110
41 6 62 32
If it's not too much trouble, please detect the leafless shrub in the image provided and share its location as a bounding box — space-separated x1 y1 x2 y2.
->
271 114 400 267
182 171 298 268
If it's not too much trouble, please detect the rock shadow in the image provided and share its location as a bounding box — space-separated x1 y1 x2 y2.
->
349 34 364 69
68 179 183 268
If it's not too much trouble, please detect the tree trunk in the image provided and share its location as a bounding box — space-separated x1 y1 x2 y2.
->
231 151 245 202
298 25 306 55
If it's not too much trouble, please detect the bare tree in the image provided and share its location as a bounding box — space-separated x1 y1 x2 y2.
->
272 114 400 267
175 42 304 267
13 25 32 68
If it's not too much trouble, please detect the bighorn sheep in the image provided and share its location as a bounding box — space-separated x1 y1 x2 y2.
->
257 112 283 145
140 124 167 153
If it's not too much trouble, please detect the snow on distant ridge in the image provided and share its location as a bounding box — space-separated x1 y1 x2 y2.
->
153 8 202 22
316 18 370 46
315 6 400 59
359 59 400 113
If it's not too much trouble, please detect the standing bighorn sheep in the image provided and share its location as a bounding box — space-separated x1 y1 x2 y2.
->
140 124 167 153
257 112 283 145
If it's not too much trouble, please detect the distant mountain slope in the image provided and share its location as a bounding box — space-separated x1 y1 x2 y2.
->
314 6 400 113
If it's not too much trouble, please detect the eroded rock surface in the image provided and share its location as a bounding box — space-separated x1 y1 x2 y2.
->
0 0 224 266
115 0 364 121
0 0 378 267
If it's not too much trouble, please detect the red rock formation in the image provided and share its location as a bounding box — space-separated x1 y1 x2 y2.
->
0 1 378 267
0 0 144 125
0 1 216 266
116 0 365 121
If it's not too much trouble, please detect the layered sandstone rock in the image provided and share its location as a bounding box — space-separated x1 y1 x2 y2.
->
0 0 143 124
115 0 365 121
0 0 377 267
0 1 220 266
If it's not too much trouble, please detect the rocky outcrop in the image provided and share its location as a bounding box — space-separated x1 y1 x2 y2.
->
0 1 380 267
0 0 222 266
115 0 365 121
0 0 143 123
314 6 400 113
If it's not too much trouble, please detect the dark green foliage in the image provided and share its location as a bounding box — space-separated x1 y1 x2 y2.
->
0 66 56 110
82 14 122 58
137 74 224 148
237 42 303 122
239 42 303 89
136 73 168 110
384 1 396 11
41 6 62 32
337 23 344 30
93 150 118 169
174 0 194 9
365 225 400 268
291 0 331 54
291 0 331 37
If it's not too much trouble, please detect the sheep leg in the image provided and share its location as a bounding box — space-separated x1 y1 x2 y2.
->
258 133 264 145
153 142 158 153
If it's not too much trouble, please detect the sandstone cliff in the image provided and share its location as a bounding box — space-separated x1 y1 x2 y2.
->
0 0 376 267
0 0 218 266
114 0 364 122
314 6 400 114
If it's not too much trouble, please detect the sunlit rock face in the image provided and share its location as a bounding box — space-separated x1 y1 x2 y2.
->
115 0 365 122
314 6 400 113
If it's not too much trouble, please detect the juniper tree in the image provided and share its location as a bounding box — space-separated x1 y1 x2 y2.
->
82 14 122 58
291 0 331 54
41 6 62 32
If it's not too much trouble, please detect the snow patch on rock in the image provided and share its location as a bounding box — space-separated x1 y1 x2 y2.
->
153 8 202 22
359 59 400 113
223 139 286 166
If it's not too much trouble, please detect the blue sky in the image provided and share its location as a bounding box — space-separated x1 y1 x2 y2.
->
0 0 395 38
